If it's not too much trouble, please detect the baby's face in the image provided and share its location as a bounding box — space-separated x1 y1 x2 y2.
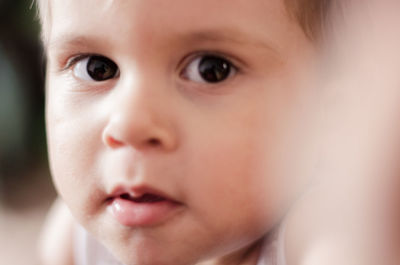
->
46 0 318 264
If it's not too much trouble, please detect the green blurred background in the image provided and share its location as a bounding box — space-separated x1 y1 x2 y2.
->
0 1 56 264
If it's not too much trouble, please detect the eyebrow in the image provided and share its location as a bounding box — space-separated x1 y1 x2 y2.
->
179 29 277 52
47 28 278 55
47 34 108 53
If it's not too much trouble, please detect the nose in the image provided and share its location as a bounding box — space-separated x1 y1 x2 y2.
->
102 79 178 152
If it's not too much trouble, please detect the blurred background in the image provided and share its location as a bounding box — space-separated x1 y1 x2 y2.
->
0 1 56 264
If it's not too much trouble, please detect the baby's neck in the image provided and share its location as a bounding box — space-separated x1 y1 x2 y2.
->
196 239 263 265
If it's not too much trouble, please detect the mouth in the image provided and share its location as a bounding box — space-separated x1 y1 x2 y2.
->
106 185 179 204
118 193 167 203
106 185 183 227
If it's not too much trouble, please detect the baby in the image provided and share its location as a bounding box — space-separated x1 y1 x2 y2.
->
37 0 327 264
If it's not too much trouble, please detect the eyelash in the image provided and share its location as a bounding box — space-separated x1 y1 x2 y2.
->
63 53 95 71
63 52 240 84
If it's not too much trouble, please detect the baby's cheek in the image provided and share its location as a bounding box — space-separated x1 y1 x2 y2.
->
186 125 281 226
47 102 107 220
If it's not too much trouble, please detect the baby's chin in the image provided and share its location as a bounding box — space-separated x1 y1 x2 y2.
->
81 218 197 265
98 226 266 265
103 237 204 265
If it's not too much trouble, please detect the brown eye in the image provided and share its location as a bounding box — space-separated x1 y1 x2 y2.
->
182 55 236 84
87 56 119 81
73 55 119 82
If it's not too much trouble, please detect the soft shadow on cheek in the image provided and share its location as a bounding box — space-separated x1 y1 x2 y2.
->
47 100 107 216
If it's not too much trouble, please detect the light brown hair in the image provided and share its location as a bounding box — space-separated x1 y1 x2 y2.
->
286 0 332 39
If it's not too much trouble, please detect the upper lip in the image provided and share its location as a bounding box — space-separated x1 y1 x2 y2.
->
106 184 180 204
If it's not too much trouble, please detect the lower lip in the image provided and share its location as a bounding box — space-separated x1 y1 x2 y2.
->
108 198 182 227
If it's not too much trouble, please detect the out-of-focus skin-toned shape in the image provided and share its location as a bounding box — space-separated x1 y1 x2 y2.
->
283 1 400 265
42 0 320 265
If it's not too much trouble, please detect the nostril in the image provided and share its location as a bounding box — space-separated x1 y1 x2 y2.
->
103 133 124 148
109 137 123 146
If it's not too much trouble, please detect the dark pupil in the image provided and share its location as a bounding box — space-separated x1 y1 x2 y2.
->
87 56 118 81
198 56 231 83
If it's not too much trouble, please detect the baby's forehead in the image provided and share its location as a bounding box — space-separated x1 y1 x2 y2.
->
45 0 305 56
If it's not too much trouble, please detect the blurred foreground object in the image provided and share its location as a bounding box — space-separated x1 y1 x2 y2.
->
286 1 400 265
